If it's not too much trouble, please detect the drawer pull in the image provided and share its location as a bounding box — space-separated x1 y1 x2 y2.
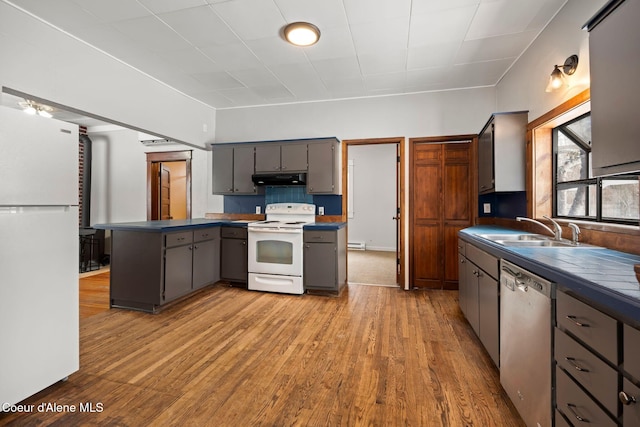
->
619 391 637 406
566 315 590 327
565 357 589 372
566 403 589 423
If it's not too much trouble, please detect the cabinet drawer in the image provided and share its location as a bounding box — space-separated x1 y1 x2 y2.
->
194 227 220 242
458 239 466 257
304 230 336 243
555 327 618 416
221 227 247 239
557 291 618 364
465 243 498 279
165 231 193 248
624 324 640 380
556 367 617 427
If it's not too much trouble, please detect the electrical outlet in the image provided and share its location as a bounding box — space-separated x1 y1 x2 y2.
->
255 206 261 214
318 206 325 215
483 203 491 214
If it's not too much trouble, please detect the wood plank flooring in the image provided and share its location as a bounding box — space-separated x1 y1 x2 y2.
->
1 275 524 426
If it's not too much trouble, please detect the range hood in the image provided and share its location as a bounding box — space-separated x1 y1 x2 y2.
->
252 173 307 186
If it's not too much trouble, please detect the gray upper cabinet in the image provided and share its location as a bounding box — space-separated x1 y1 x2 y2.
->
586 0 640 176
308 138 340 194
477 111 528 194
212 144 256 195
255 143 307 173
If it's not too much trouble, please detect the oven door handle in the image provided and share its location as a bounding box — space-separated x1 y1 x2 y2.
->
249 227 302 234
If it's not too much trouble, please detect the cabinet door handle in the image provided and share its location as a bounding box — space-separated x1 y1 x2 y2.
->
188 246 193 251
194 245 198 250
619 391 637 406
566 315 590 327
242 241 246 245
566 403 589 423
565 357 589 372
460 259 465 264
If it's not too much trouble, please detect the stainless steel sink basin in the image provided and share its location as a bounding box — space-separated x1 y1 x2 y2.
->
494 239 600 248
478 233 548 241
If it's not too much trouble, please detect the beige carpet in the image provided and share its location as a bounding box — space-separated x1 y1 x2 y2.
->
348 249 397 286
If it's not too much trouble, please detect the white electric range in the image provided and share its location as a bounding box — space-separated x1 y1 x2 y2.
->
247 203 316 294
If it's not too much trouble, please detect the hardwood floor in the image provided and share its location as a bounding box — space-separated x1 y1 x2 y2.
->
1 275 524 426
79 271 111 319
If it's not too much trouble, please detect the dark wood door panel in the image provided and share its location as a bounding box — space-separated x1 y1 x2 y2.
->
444 163 470 221
412 223 442 288
413 163 441 221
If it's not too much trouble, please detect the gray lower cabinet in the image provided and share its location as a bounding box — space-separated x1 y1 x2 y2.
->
220 226 248 285
110 226 221 313
303 228 346 293
622 325 640 426
458 238 499 367
555 290 620 425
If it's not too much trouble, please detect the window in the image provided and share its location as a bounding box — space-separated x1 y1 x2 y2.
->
554 113 639 225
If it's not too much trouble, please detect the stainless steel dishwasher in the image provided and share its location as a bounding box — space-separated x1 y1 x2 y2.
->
500 259 555 427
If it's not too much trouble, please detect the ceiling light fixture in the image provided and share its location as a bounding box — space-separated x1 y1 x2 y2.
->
19 100 54 118
283 22 320 47
545 55 579 92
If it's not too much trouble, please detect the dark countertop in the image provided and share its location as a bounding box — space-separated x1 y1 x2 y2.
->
304 222 347 230
460 225 640 327
94 219 254 232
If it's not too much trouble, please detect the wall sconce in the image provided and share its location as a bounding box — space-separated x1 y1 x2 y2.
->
19 100 53 118
282 22 321 46
545 55 579 92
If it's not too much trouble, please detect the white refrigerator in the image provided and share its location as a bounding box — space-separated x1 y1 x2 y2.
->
0 106 79 407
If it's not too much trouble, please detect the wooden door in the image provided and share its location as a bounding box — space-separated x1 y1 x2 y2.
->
160 164 171 220
410 139 473 289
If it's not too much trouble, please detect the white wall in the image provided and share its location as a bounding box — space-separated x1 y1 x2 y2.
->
0 2 216 148
348 144 397 251
496 0 608 119
89 127 210 225
216 87 496 143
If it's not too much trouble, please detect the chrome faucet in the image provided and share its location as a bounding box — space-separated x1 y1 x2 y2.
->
568 223 581 244
516 216 563 240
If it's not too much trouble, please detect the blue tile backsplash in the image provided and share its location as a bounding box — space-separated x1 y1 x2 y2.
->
478 191 526 219
223 186 342 215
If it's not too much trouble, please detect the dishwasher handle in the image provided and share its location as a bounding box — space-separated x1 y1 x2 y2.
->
501 266 522 278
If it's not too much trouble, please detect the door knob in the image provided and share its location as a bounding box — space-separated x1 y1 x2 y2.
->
620 391 637 405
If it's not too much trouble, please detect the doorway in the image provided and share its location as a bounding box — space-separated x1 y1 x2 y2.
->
342 138 404 287
146 151 192 220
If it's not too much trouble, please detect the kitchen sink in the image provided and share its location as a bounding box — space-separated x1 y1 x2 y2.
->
478 233 549 241
494 239 600 248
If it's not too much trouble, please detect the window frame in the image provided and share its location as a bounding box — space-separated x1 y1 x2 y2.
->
552 112 639 226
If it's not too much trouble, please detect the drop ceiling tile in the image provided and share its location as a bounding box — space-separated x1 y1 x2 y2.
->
10 0 101 31
411 0 480 15
311 56 361 80
525 0 569 32
465 0 549 40
447 58 514 87
274 0 349 29
245 37 309 66
191 71 245 90
137 0 208 15
350 17 409 54
160 74 215 94
343 0 411 25
363 72 406 92
199 43 263 71
269 63 329 99
407 42 459 70
358 50 407 76
455 31 537 64
158 5 240 47
228 67 281 87
252 85 295 101
155 48 222 74
72 0 152 23
191 90 235 107
216 87 265 106
409 6 477 47
303 26 356 62
111 15 192 52
323 77 366 97
405 67 451 89
212 0 287 41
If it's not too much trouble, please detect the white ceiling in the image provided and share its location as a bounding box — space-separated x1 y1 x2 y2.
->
6 0 568 111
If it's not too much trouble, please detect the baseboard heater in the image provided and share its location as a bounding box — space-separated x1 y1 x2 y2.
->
348 242 366 250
